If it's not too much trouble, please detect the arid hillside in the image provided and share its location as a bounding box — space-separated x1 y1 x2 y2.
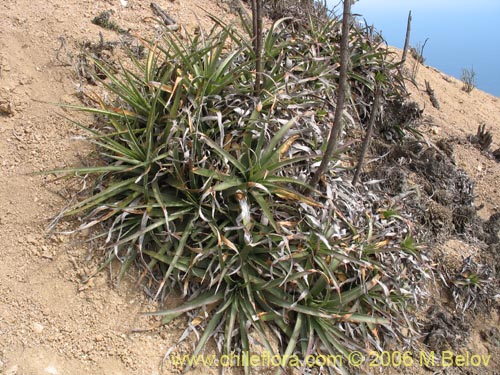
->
1 1 499 374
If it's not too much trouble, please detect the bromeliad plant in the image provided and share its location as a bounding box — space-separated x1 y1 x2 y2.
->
53 11 426 375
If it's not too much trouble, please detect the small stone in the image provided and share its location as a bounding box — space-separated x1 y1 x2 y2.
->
32 322 44 333
431 126 440 135
94 334 104 342
44 366 59 375
41 246 53 260
0 101 15 116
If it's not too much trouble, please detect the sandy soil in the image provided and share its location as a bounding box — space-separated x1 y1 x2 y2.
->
0 1 499 374
0 1 237 374
402 52 500 220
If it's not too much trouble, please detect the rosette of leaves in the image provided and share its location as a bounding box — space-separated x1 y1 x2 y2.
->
52 15 426 375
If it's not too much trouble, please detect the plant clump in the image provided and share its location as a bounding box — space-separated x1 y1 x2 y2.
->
91 10 127 34
447 256 496 314
54 10 429 374
461 66 476 93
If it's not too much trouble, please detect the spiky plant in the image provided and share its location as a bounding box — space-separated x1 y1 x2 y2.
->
461 66 476 93
448 256 496 314
52 11 426 375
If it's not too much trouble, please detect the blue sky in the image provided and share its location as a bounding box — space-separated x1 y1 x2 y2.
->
328 0 500 96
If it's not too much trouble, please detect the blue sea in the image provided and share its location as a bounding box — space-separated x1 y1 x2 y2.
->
327 0 500 97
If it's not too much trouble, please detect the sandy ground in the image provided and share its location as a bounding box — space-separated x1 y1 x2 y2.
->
401 52 500 220
0 1 237 374
0 1 499 374
390 51 500 375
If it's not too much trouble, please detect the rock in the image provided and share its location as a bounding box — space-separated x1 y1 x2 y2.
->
493 148 500 162
44 366 59 375
94 334 104 342
0 100 15 116
41 246 53 260
32 322 44 333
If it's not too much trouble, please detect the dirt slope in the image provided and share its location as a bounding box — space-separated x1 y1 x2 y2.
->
0 1 235 374
402 53 500 220
0 1 498 375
